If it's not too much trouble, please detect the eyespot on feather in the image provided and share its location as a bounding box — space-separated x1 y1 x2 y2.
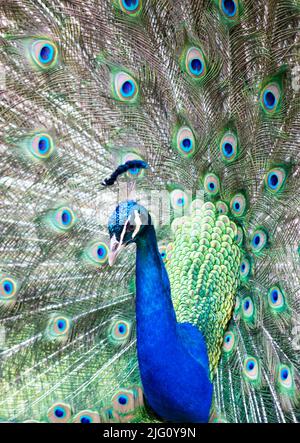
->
220 132 239 162
175 126 196 157
109 319 132 345
242 296 255 323
0 275 19 304
277 364 294 392
113 72 138 102
72 410 101 423
46 314 72 341
265 167 286 194
267 285 286 313
83 240 109 266
204 173 220 196
118 0 142 15
250 228 268 254
184 46 207 80
112 389 136 415
47 402 72 423
219 0 239 20
49 206 76 233
230 193 247 217
260 83 281 114
243 356 260 383
30 39 58 69
170 189 190 213
28 133 55 160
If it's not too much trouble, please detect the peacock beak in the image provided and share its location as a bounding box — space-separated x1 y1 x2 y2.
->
108 235 126 266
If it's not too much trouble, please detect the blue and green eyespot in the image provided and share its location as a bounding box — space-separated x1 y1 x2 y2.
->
277 364 294 392
223 330 236 354
175 126 196 157
250 228 268 254
170 189 190 213
234 225 244 246
112 388 136 413
240 256 251 281
230 193 246 218
216 200 228 215
28 133 55 160
46 314 72 341
242 296 255 323
118 0 142 15
158 244 168 263
220 0 238 18
204 173 220 196
109 319 132 345
267 285 286 313
265 167 287 194
83 240 109 266
220 132 239 162
73 411 100 423
243 356 260 384
30 39 58 70
0 275 18 303
260 82 281 114
48 403 71 423
48 206 76 233
183 46 207 81
113 71 139 102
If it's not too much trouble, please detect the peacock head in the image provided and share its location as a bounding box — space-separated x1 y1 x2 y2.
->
108 200 151 266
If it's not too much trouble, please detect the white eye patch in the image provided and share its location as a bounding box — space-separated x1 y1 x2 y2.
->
132 210 142 239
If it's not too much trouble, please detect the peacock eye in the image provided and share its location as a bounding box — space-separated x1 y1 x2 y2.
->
267 285 286 312
250 228 268 253
220 0 238 18
260 83 281 113
235 225 244 246
220 132 238 162
240 256 251 281
223 330 236 354
113 72 138 102
119 0 141 14
175 126 195 157
216 200 228 215
109 319 131 345
204 173 220 196
243 356 260 383
48 402 72 423
84 240 109 266
50 206 76 232
265 167 286 194
30 40 58 69
170 189 190 213
73 411 100 423
185 47 207 80
127 224 135 233
46 314 72 341
29 133 54 160
230 193 247 218
277 364 294 391
242 296 255 323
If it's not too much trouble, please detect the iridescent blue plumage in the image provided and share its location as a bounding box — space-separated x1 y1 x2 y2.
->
108 201 213 422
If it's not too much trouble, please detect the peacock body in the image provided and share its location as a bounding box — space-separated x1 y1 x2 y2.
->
0 0 299 423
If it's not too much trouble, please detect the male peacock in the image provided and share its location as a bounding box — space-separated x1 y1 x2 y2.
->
0 0 299 424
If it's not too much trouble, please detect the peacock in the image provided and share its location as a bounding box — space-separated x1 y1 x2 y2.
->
0 0 299 424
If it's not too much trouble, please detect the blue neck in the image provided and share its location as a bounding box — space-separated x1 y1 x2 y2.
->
134 225 213 423
135 225 177 344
